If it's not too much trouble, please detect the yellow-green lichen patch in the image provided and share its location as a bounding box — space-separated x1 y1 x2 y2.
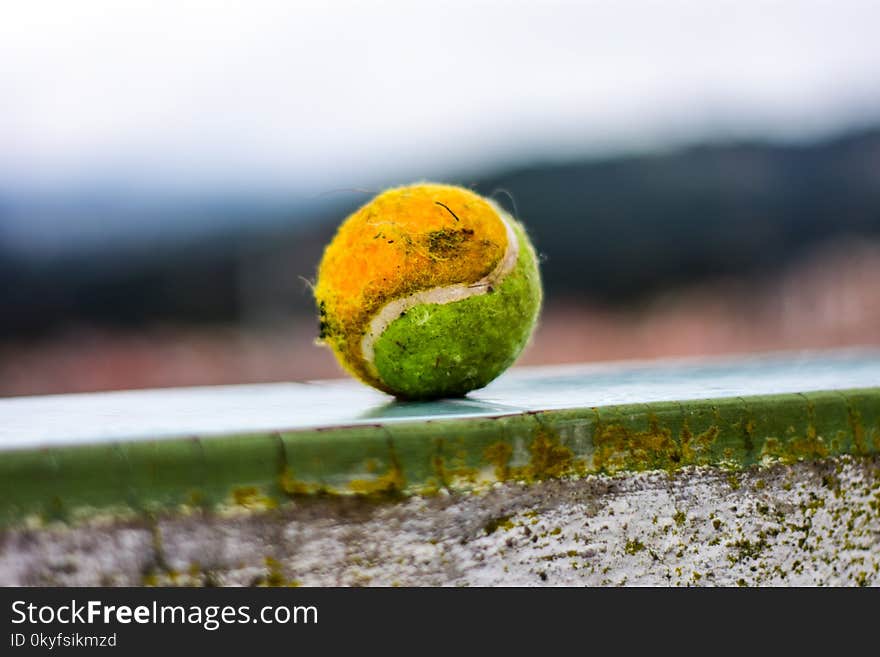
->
476 425 586 485
757 394 845 465
848 405 867 454
510 430 582 481
751 394 821 464
842 390 880 455
421 415 534 491
592 405 680 473
198 433 281 507
686 398 757 466
229 486 278 511
278 468 326 497
802 393 851 454
483 441 514 481
347 450 406 497
779 428 830 462
430 443 481 489
680 423 721 466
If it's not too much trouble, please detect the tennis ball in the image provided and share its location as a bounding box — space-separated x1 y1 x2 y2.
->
314 182 542 399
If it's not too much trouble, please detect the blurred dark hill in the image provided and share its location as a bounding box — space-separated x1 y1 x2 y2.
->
2 127 879 338
482 129 880 300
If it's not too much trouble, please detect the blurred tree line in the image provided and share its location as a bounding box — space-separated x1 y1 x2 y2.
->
1 128 879 338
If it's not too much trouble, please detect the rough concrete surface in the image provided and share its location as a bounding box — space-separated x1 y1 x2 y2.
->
2 456 879 587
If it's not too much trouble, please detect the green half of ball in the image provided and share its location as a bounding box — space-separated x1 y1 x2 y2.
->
370 219 542 399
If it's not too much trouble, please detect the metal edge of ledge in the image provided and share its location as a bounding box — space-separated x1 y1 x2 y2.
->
0 387 878 528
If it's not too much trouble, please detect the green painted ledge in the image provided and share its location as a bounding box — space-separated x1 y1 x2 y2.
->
1 387 878 527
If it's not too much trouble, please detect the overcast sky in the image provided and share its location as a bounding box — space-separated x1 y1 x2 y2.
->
2 0 880 196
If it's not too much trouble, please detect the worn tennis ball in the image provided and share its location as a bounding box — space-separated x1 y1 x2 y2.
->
314 182 542 399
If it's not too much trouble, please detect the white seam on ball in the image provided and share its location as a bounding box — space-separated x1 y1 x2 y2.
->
360 201 520 377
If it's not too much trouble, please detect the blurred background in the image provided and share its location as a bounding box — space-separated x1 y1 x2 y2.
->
2 0 879 397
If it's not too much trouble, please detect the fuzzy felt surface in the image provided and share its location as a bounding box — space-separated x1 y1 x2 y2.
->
372 219 542 399
315 183 509 388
